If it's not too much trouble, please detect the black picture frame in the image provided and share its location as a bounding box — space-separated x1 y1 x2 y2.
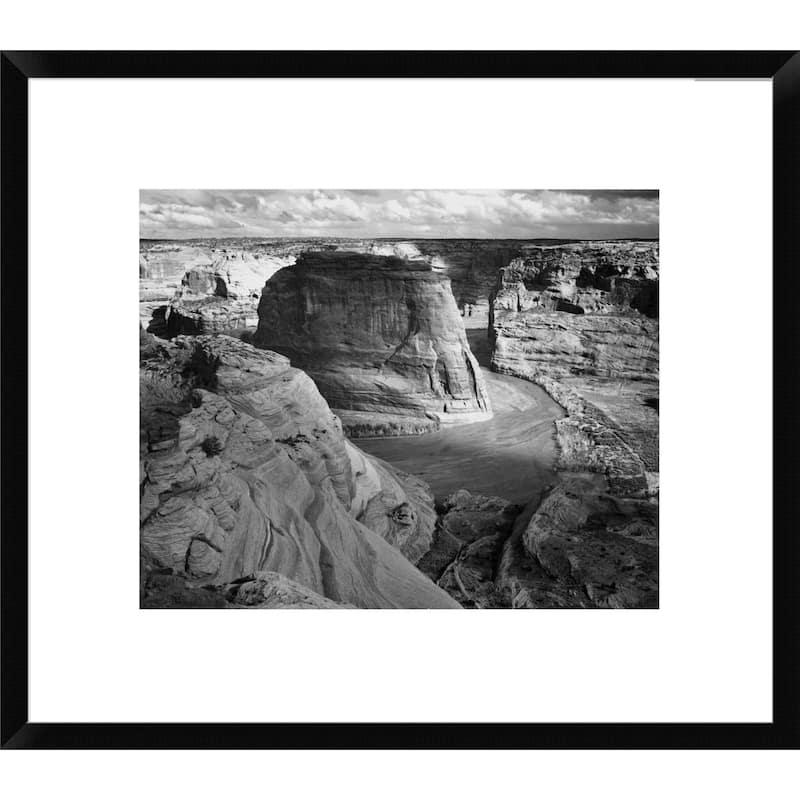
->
2 50 798 750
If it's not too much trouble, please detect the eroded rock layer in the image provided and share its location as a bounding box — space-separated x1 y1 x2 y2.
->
254 251 492 437
139 332 457 608
490 242 659 381
140 238 660 334
140 242 295 336
483 242 659 609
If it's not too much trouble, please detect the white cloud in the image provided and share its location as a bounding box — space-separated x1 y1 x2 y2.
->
139 189 658 239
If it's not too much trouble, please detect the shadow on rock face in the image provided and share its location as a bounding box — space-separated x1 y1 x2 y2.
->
643 396 659 413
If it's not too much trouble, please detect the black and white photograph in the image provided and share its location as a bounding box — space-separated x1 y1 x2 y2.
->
139 189 659 609
3 31 797 768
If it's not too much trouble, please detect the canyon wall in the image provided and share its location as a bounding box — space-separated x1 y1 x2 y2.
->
140 241 296 336
254 251 492 437
490 241 659 381
140 332 457 608
158 259 270 337
485 242 659 608
412 241 549 328
142 238 655 335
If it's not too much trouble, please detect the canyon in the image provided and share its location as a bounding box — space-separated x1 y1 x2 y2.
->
140 237 658 609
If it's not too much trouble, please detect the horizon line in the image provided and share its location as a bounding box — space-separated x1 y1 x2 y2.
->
139 235 660 243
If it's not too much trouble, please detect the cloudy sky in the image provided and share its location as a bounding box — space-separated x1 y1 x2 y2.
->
140 189 658 240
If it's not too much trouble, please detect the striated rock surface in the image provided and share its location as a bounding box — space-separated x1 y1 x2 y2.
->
490 242 659 381
163 256 289 337
338 238 658 330
140 333 456 608
482 242 659 609
162 296 260 338
141 238 660 335
492 313 658 382
140 242 294 338
140 241 297 296
487 243 660 497
254 251 492 437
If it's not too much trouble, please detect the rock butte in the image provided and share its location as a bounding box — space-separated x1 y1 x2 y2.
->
253 251 492 438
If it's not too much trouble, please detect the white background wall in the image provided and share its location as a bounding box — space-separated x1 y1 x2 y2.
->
28 77 773 726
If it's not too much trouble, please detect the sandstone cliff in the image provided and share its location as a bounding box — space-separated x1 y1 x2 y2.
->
490 242 659 381
164 254 291 337
140 242 294 337
254 252 492 437
484 243 659 608
361 239 658 330
140 333 457 608
141 238 660 338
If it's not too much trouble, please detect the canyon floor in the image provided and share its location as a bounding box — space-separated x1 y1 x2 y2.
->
357 331 564 504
